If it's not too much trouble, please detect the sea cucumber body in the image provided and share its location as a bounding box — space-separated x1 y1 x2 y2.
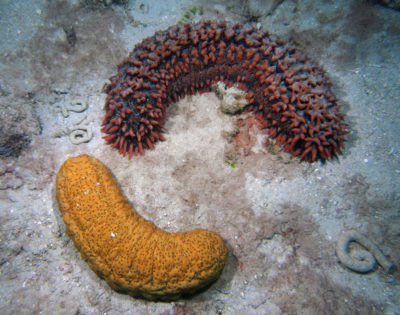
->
56 154 228 300
102 21 347 162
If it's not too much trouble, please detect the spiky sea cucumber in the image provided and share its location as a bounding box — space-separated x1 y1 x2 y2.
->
56 154 228 301
102 21 348 162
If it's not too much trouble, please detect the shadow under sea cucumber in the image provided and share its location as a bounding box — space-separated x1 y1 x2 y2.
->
101 21 348 162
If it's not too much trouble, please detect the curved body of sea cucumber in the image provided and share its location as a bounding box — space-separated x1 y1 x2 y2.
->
55 154 228 300
336 230 394 274
102 21 347 162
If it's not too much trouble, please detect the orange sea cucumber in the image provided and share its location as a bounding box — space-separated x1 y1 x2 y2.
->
56 154 228 300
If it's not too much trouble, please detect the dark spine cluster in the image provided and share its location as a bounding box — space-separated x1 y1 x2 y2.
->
102 21 347 162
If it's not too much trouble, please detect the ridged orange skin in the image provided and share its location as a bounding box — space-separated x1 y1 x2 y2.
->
55 154 228 300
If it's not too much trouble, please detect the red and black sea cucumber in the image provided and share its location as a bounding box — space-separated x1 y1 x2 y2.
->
102 21 348 162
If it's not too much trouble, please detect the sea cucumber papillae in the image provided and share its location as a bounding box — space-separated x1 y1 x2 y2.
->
102 21 348 162
56 154 228 301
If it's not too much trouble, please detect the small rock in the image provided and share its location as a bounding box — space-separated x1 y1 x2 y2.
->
213 82 249 114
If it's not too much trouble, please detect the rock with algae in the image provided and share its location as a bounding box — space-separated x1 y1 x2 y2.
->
0 99 41 157
213 82 249 114
378 0 400 10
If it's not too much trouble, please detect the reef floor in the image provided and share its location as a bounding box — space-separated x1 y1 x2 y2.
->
0 0 399 314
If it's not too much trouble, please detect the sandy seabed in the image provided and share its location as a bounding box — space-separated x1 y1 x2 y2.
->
0 0 399 314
